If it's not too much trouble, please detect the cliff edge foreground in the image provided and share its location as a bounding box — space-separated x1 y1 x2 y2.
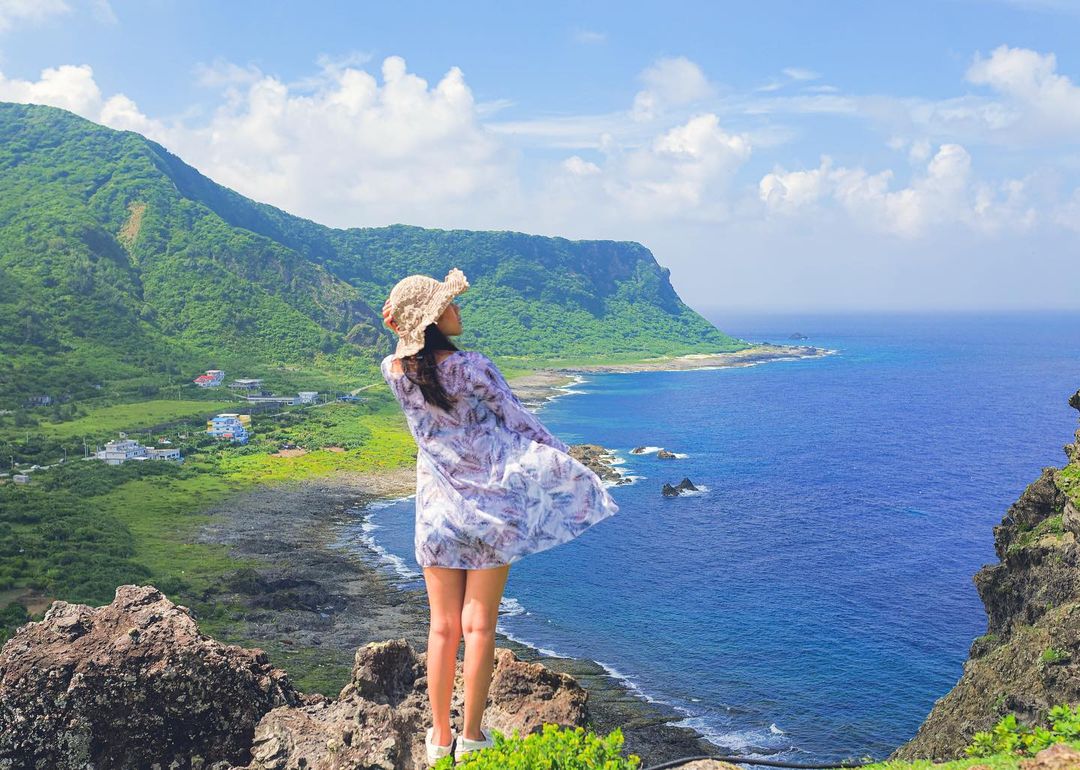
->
0 585 590 770
891 389 1080 761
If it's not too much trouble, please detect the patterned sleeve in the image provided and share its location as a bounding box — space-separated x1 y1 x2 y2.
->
467 352 572 453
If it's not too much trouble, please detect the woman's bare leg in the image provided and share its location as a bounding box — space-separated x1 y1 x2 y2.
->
423 566 467 747
461 564 510 741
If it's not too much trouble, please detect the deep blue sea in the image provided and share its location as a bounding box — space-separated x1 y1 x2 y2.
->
339 312 1080 764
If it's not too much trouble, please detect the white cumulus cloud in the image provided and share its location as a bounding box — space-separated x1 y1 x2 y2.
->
760 143 1036 237
965 44 1080 137
632 56 714 121
549 113 751 224
0 63 162 136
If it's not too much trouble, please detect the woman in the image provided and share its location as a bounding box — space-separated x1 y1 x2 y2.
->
379 267 619 766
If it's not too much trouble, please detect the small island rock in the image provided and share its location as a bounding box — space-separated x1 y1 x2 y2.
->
661 477 699 497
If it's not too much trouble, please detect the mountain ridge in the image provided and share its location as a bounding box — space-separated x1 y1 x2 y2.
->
0 101 746 408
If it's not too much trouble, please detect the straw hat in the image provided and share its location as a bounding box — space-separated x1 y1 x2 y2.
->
384 267 470 359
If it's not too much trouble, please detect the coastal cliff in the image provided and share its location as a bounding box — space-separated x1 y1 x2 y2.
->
890 389 1080 761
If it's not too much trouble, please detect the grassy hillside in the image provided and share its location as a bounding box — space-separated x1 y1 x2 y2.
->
0 102 747 412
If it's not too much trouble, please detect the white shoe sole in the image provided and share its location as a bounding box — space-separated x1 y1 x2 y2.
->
426 726 455 765
453 728 493 763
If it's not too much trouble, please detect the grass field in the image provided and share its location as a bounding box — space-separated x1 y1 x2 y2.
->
91 465 259 597
36 399 238 439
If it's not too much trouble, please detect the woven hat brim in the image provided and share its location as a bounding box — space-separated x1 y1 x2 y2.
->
391 282 468 359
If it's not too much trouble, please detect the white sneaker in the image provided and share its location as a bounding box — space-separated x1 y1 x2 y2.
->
425 726 456 766
454 727 494 763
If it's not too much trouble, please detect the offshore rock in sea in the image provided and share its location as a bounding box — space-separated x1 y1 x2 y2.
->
890 392 1080 762
0 584 304 770
662 477 699 497
657 449 677 459
238 639 589 770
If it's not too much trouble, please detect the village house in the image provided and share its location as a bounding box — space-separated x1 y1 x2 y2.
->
206 414 250 444
227 378 263 393
94 437 183 465
193 369 225 388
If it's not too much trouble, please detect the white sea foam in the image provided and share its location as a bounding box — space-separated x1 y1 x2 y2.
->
494 622 570 658
499 596 526 617
602 473 644 488
630 445 664 455
672 715 789 756
592 659 670 706
349 502 422 580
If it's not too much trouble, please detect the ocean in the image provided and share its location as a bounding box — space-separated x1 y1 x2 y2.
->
339 311 1080 764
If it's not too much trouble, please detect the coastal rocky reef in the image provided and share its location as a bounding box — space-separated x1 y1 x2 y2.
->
891 390 1080 761
0 585 591 770
568 443 633 486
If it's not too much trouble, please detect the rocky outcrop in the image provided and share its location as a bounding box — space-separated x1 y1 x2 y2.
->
1021 743 1080 770
0 585 303 770
891 392 1080 761
662 477 699 497
241 641 587 770
0 586 590 770
569 443 632 485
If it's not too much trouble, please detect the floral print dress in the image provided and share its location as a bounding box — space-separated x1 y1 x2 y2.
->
380 350 619 569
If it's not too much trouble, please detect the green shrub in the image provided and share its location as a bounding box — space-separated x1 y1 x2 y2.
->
1042 647 1069 664
433 723 641 769
966 704 1080 757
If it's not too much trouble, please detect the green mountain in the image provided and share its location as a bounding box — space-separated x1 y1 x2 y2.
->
0 102 747 408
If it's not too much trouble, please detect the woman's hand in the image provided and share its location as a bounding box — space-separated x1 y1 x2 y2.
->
382 299 400 332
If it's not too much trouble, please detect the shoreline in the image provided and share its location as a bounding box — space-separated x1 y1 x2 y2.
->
193 473 720 766
507 343 834 408
549 343 834 375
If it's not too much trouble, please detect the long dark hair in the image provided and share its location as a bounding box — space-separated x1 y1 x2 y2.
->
399 324 461 412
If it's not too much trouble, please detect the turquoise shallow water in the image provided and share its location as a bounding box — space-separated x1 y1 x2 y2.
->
339 311 1080 763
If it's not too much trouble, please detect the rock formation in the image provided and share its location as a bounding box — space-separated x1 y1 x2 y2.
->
569 443 632 485
0 586 590 770
241 641 587 770
891 390 1080 761
662 477 699 497
0 585 303 769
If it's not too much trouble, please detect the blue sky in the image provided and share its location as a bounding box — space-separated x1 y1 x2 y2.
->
1 0 1078 311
